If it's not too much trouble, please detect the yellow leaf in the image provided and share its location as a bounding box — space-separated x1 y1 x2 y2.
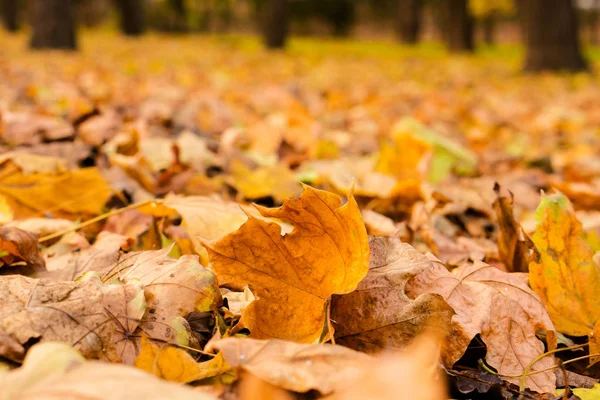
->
204 185 369 343
0 167 112 217
135 335 230 384
228 160 301 202
557 383 600 400
530 193 600 336
0 195 13 224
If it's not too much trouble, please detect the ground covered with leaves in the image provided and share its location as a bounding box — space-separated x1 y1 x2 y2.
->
2 32 600 399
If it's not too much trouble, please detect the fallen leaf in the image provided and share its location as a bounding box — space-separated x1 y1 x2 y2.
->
529 193 600 336
40 231 130 281
0 167 112 217
104 247 222 345
0 274 145 363
134 335 230 383
0 195 12 224
407 260 557 393
0 341 217 400
493 184 530 273
361 209 398 236
0 227 44 271
227 160 301 202
558 383 600 400
329 334 446 400
6 218 73 238
205 185 369 342
211 337 370 394
222 287 256 316
331 237 454 352
0 152 68 175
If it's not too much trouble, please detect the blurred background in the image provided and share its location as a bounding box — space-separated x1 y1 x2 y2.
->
1 0 599 71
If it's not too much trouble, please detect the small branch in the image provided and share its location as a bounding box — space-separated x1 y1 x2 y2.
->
38 199 159 243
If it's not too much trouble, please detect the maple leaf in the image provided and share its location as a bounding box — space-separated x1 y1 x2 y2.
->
204 185 369 343
529 193 600 337
331 237 454 352
406 260 557 393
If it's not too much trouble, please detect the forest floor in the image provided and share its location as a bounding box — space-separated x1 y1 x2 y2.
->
2 32 600 399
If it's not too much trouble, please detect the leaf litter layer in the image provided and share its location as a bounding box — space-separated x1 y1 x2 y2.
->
2 32 600 399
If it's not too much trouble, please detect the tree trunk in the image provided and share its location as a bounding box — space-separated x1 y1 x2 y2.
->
328 0 355 37
482 13 495 45
116 0 145 36
262 0 288 49
523 0 587 72
444 0 474 52
590 0 600 46
396 0 422 44
1 0 18 32
29 0 77 50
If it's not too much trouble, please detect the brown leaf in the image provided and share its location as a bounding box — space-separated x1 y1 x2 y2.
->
0 227 44 271
331 236 454 352
205 186 369 343
406 260 556 393
40 232 130 281
493 183 530 272
0 275 145 363
103 247 222 345
212 337 370 394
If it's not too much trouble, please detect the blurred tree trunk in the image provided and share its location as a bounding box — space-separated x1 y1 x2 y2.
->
589 0 600 46
329 0 355 37
522 0 587 72
481 13 495 45
1 0 18 32
29 0 77 50
116 0 145 36
444 0 474 52
395 0 422 44
262 0 288 49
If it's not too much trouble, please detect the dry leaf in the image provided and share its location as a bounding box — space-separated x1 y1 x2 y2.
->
40 231 130 281
329 334 446 400
212 337 370 394
134 335 230 383
0 227 44 270
104 247 222 345
493 184 529 272
331 237 454 352
205 185 369 342
361 209 398 236
227 160 301 202
407 260 557 393
0 275 145 363
0 167 112 217
0 341 216 400
529 193 600 337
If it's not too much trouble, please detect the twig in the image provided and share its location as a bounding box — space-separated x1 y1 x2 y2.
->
38 199 159 243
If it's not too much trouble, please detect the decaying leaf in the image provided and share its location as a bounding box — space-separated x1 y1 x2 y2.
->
331 237 454 352
40 232 130 281
135 335 230 383
407 260 557 393
0 341 217 400
0 227 44 270
0 274 145 363
205 185 369 342
211 337 370 394
104 247 222 345
493 183 530 273
529 193 600 337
